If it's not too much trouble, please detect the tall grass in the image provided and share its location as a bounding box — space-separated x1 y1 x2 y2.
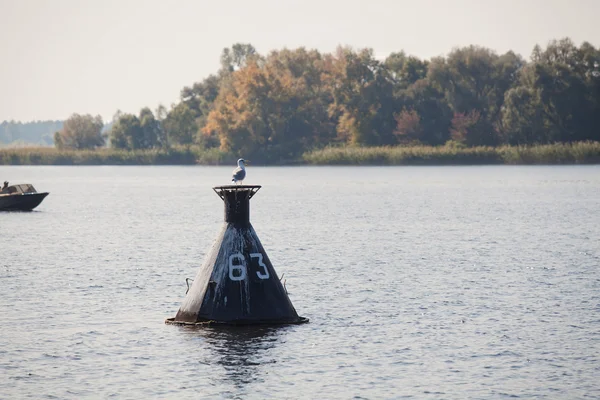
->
303 142 600 165
0 146 235 166
497 142 600 164
1 142 599 165
303 144 502 165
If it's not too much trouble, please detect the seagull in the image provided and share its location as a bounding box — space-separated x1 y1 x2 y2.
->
231 158 247 185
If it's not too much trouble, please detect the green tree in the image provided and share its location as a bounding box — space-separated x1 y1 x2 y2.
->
180 75 221 145
220 43 258 74
428 46 524 145
325 47 396 146
164 103 196 146
54 113 104 149
384 51 429 93
394 79 453 145
154 104 170 148
501 83 550 144
502 39 600 144
139 107 162 148
109 113 143 150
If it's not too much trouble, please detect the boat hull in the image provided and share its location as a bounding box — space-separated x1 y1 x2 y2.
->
0 192 49 211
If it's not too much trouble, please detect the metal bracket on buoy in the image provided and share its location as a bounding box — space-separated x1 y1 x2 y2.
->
185 278 194 294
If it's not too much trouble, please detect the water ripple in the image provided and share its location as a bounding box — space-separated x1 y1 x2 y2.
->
1 165 599 399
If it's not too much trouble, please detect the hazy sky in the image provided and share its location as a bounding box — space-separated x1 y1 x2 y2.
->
1 0 598 122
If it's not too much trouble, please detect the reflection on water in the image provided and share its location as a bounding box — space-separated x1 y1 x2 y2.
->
180 326 284 390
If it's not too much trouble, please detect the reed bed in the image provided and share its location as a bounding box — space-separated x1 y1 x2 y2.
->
303 142 600 165
0 146 235 166
497 142 600 164
1 142 599 165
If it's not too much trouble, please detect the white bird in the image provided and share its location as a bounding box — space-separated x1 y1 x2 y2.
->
231 158 247 184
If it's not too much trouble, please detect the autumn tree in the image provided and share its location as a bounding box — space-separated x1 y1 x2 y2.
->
450 110 481 143
203 48 336 162
94 38 600 158
393 109 421 143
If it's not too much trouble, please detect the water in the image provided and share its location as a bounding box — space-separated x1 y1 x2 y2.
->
1 165 599 399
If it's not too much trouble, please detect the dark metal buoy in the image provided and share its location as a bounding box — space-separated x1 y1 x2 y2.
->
166 185 308 326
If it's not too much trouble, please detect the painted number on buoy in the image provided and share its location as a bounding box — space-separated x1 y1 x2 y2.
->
228 254 247 281
228 252 270 281
250 253 270 279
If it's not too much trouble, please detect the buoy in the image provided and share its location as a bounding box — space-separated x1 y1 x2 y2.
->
166 185 308 326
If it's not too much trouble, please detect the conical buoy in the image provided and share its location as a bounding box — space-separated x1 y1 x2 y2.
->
166 185 308 326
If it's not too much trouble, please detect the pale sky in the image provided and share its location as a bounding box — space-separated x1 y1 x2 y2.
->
1 0 598 122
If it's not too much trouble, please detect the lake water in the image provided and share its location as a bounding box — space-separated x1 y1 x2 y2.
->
1 165 599 399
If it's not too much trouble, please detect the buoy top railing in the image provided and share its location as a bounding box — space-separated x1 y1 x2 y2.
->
212 185 261 200
213 185 262 225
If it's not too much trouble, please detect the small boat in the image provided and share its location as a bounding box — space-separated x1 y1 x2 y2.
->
0 183 49 211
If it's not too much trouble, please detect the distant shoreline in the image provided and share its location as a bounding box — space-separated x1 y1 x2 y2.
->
1 142 599 166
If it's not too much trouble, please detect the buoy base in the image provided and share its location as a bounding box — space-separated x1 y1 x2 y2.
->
165 316 309 327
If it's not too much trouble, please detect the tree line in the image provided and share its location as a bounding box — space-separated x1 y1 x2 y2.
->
52 38 600 162
0 120 63 146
